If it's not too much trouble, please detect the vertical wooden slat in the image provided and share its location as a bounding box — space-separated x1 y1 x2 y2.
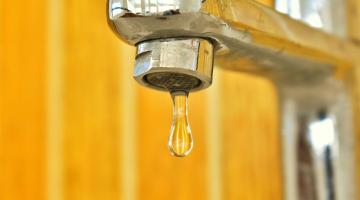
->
119 43 137 200
61 0 125 199
347 0 360 197
47 0 64 199
206 69 223 200
0 0 47 199
353 67 360 199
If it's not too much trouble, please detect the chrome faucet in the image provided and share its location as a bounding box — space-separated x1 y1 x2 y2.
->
107 0 357 199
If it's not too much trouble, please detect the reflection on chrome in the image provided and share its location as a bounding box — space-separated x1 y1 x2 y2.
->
275 0 347 37
281 82 355 200
309 117 336 155
309 116 337 200
109 0 201 18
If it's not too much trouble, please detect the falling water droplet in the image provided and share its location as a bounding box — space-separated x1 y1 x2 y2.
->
168 91 193 157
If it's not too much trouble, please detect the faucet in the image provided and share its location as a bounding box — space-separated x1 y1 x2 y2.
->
107 0 358 199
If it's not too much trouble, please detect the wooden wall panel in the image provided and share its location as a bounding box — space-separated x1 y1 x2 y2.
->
218 69 282 200
347 0 360 197
0 0 47 199
349 58 360 200
61 0 126 199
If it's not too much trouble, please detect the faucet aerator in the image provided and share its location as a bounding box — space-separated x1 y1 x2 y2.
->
133 38 214 93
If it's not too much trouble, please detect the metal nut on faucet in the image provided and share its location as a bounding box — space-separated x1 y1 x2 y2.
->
134 38 214 92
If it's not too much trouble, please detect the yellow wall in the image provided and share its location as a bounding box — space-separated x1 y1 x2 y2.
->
0 0 324 199
0 0 46 199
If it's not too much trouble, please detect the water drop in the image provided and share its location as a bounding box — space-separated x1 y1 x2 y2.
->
168 91 193 157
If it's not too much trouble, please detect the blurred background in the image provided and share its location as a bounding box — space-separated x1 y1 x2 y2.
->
0 0 359 199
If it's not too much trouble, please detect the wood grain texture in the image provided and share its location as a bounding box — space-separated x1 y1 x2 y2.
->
47 0 64 199
217 69 282 200
61 0 126 199
347 0 360 197
0 0 47 199
347 59 360 200
354 67 360 200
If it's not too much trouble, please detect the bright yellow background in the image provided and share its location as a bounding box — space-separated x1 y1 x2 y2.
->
4 0 356 199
